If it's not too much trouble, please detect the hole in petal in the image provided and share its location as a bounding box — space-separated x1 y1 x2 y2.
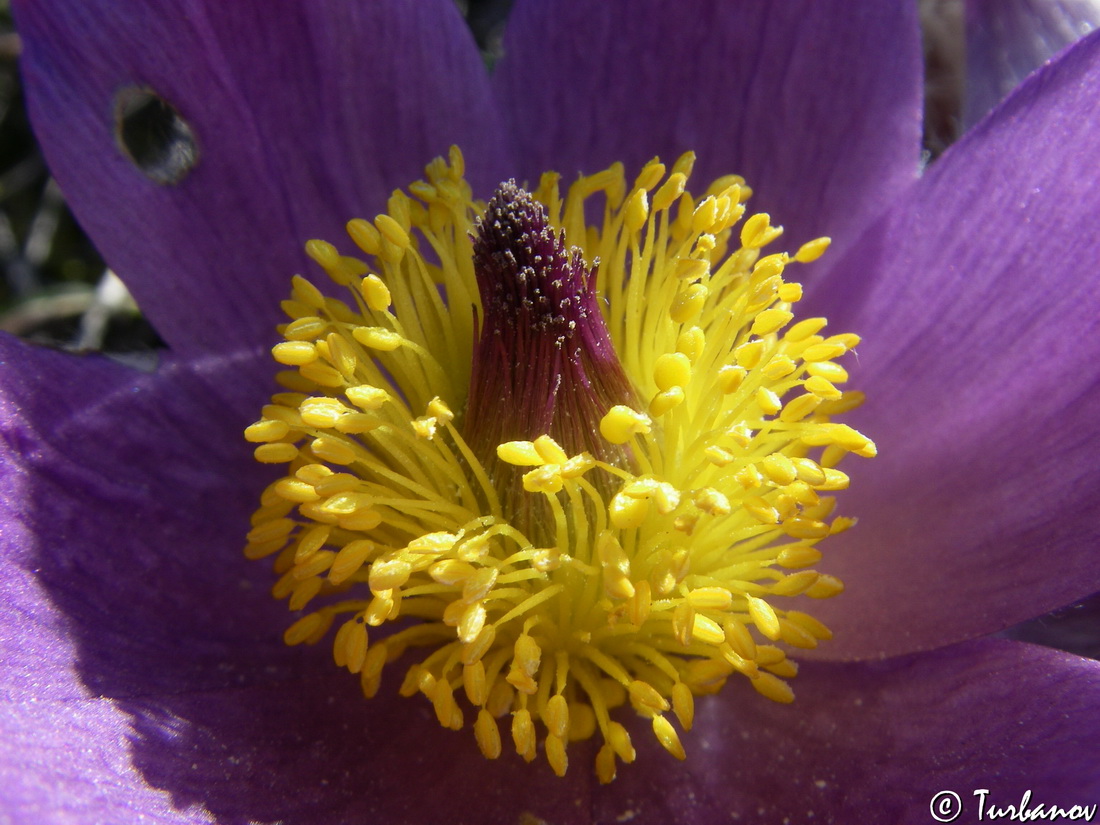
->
113 87 199 184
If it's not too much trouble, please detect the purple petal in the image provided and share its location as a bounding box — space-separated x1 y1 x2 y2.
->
493 0 923 260
6 631 1097 822
0 698 204 824
803 30 1100 659
597 639 1100 824
965 0 1100 126
0 335 304 701
13 0 510 357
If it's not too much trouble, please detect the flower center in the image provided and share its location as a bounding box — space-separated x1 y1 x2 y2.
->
244 147 876 783
465 181 635 539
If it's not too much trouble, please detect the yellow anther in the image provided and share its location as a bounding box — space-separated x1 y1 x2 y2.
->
687 587 733 611
704 445 734 466
693 487 731 516
652 172 687 211
794 236 831 263
752 671 795 704
291 275 326 309
596 745 618 785
633 159 667 192
282 316 327 341
599 405 652 444
629 580 652 626
806 360 849 383
342 621 369 673
497 440 543 466
649 388 684 417
272 341 318 366
305 238 340 269
785 316 828 342
783 516 831 539
670 283 708 324
751 307 794 336
760 454 798 486
607 721 636 763
511 709 536 762
746 594 782 640
274 478 319 503
676 326 706 361
375 213 410 249
369 559 411 593
522 465 564 494
533 434 569 464
299 397 349 429
408 531 459 554
671 683 694 731
360 274 391 311
292 552 334 585
652 714 686 760
723 618 757 660
628 680 670 713
254 443 298 464
608 492 647 530
459 664 486 708
513 634 541 678
474 709 502 759
674 257 710 281
462 566 498 602
735 464 764 489
718 365 747 393
779 393 821 423
786 610 833 640
776 544 823 569
546 694 570 740
310 436 356 465
351 326 403 351
654 352 692 391
734 339 765 369
462 625 496 665
691 613 726 645
429 558 477 585
756 387 782 415
561 452 596 478
818 468 851 491
672 598 695 645
346 218 381 256
327 540 374 584
546 733 568 777
624 189 650 232
740 213 782 248
801 341 848 362
458 602 487 642
691 196 718 233
284 613 327 646
743 496 779 524
344 385 389 410
774 287 801 309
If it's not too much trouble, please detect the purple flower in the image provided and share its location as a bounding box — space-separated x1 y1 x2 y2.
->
4 1 1099 822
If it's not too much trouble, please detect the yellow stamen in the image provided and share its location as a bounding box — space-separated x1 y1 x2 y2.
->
245 147 875 782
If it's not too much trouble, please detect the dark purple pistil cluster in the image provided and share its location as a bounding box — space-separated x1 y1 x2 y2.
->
463 183 635 521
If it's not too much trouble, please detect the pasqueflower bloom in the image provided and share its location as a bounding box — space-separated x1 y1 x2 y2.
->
3 1 1099 823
